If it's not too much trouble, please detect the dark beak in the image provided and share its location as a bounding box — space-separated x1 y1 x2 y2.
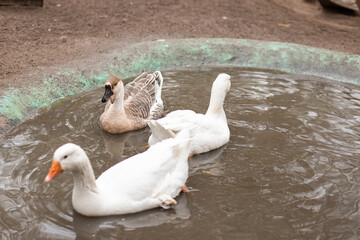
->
101 85 113 103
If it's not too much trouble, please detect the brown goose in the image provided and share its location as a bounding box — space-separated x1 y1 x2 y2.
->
99 71 164 134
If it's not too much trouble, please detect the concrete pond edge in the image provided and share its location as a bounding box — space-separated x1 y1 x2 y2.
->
1 38 360 134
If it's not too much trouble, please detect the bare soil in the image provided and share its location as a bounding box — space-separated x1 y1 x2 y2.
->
0 0 360 88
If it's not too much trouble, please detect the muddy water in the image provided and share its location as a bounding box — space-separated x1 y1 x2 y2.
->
1 67 360 239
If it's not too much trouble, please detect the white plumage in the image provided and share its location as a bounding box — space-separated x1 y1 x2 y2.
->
148 73 231 155
45 129 191 217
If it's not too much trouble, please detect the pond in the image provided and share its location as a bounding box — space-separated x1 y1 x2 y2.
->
1 66 360 239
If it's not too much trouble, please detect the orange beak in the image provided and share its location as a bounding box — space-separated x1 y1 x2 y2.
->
44 160 63 183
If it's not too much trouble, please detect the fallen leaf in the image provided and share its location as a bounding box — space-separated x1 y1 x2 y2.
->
278 23 291 28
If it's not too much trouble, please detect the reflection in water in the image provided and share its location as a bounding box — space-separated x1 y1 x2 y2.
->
72 194 190 238
189 146 226 176
101 129 150 159
1 67 360 239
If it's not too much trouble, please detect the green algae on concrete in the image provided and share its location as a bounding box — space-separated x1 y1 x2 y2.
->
1 38 360 134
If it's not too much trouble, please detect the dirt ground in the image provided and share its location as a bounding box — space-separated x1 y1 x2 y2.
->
0 0 360 89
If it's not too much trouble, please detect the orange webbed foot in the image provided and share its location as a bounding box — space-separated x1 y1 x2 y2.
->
181 185 189 193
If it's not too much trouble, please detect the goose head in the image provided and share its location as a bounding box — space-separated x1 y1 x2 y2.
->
211 73 231 95
206 73 231 116
44 143 88 182
101 76 123 104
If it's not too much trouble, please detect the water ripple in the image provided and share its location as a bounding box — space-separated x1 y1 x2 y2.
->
1 67 360 239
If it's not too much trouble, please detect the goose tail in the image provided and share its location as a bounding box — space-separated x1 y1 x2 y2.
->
147 120 175 145
172 128 191 160
154 71 164 105
149 71 164 120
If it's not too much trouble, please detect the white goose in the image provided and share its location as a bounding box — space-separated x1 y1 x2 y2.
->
100 71 164 134
148 73 231 155
44 129 191 217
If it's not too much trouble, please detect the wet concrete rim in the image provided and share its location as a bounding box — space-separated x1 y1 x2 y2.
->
1 38 360 135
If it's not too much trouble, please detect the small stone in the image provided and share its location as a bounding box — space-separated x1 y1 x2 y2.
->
60 36 67 42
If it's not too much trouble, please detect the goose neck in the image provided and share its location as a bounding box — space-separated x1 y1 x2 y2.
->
205 88 227 118
111 84 125 111
72 159 98 194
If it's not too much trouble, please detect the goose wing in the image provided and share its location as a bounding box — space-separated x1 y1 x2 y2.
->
96 134 190 201
123 72 156 119
157 110 199 132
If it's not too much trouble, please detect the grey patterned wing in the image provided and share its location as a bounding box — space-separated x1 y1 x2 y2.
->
124 72 155 101
124 88 154 119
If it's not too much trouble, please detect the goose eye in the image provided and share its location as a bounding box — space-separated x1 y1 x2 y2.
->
64 155 68 159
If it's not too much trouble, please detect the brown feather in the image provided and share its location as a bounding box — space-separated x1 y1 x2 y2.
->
123 72 156 119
